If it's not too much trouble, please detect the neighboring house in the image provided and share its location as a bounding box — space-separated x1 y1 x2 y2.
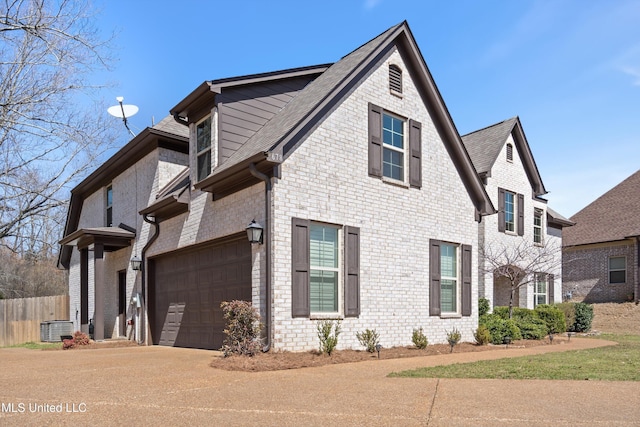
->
59 21 500 352
563 169 640 303
461 118 574 309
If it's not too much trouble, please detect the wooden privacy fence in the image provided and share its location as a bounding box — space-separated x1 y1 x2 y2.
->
0 295 69 347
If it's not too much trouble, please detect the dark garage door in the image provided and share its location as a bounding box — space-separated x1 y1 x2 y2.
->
149 235 251 350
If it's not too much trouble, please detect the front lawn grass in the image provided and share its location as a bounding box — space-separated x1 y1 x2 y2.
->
390 334 640 381
9 341 62 350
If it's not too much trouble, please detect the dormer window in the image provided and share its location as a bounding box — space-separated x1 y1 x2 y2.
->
196 115 212 182
389 64 402 94
506 143 513 162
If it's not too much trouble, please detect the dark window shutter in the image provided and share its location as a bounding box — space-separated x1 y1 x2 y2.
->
429 240 441 316
548 274 554 303
368 103 383 177
498 188 506 232
461 245 472 316
409 119 422 188
344 226 360 317
517 193 525 236
291 218 310 317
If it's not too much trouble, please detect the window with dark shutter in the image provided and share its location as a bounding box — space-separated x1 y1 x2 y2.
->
291 218 310 317
461 245 472 316
409 119 422 188
498 188 506 232
389 64 402 94
344 226 360 317
429 240 441 316
368 103 383 178
517 193 524 236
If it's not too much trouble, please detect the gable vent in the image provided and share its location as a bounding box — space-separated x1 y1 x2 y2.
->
506 143 513 162
389 64 402 94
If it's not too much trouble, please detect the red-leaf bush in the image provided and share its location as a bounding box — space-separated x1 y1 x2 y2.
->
62 331 91 350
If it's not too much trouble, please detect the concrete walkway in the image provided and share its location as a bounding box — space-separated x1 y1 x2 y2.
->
0 337 637 426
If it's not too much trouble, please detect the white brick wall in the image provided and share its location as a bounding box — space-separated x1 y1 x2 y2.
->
270 48 479 351
481 134 563 308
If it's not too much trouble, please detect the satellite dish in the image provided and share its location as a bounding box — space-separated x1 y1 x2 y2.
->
108 96 139 137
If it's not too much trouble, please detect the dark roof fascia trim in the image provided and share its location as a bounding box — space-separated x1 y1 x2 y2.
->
194 153 279 196
59 227 135 248
170 65 331 120
511 119 547 196
548 216 575 228
563 237 636 249
398 24 496 216
139 195 188 222
209 64 331 92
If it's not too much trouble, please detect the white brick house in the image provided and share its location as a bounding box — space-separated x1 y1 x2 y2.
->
461 118 574 310
59 21 499 351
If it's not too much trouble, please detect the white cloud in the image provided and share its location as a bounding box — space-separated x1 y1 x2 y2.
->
363 0 382 10
621 66 640 86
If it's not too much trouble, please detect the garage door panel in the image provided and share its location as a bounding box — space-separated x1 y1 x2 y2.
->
151 235 251 349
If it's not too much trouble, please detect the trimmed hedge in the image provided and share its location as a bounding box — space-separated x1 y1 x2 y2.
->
480 313 522 344
534 304 567 334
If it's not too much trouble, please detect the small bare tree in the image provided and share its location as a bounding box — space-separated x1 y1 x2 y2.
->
480 238 561 318
0 0 119 249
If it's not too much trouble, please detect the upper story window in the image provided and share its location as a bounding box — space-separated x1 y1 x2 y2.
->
498 188 524 236
382 113 405 181
389 64 402 94
196 115 212 182
506 143 513 162
534 273 548 306
609 256 626 284
106 185 113 227
504 191 515 232
533 208 543 244
368 103 422 188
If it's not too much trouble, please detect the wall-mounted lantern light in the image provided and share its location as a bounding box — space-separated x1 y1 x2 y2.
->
246 220 264 244
131 255 143 271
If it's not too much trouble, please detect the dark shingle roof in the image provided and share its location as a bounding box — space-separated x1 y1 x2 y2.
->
461 117 518 175
563 169 640 246
152 115 190 138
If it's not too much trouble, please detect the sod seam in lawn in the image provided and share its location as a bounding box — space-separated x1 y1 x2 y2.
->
389 335 640 381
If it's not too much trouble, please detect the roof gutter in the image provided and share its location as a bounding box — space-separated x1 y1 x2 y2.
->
249 163 272 352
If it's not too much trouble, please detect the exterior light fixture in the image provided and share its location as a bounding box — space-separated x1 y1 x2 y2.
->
375 343 382 359
246 220 264 244
504 336 511 349
131 255 143 271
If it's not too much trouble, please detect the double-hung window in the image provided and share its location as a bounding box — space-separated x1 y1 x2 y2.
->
534 273 547 306
106 185 113 227
609 256 626 284
310 225 340 313
382 113 405 181
533 209 543 244
440 243 459 313
504 191 515 232
196 116 212 182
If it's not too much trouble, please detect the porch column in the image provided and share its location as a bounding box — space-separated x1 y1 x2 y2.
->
80 248 89 333
94 243 105 341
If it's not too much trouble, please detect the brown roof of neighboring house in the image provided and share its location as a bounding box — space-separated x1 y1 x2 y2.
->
563 169 640 247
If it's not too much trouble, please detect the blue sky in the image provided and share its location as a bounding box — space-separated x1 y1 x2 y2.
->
93 0 640 218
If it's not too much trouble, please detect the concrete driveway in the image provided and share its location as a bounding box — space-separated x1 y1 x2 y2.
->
0 338 638 426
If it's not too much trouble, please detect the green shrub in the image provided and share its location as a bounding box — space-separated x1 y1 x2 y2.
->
480 313 522 344
492 306 510 319
356 329 380 353
412 327 428 349
221 300 263 356
534 304 567 333
572 302 594 332
516 319 547 340
478 298 490 317
446 327 462 352
556 302 576 332
317 320 341 355
473 324 491 345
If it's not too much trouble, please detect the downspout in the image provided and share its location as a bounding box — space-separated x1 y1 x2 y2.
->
141 214 160 344
249 163 272 352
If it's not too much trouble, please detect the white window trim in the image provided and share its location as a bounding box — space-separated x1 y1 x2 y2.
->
309 224 343 318
533 273 548 307
195 115 212 182
381 112 408 185
608 256 627 284
533 208 543 245
440 243 461 315
505 191 516 234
